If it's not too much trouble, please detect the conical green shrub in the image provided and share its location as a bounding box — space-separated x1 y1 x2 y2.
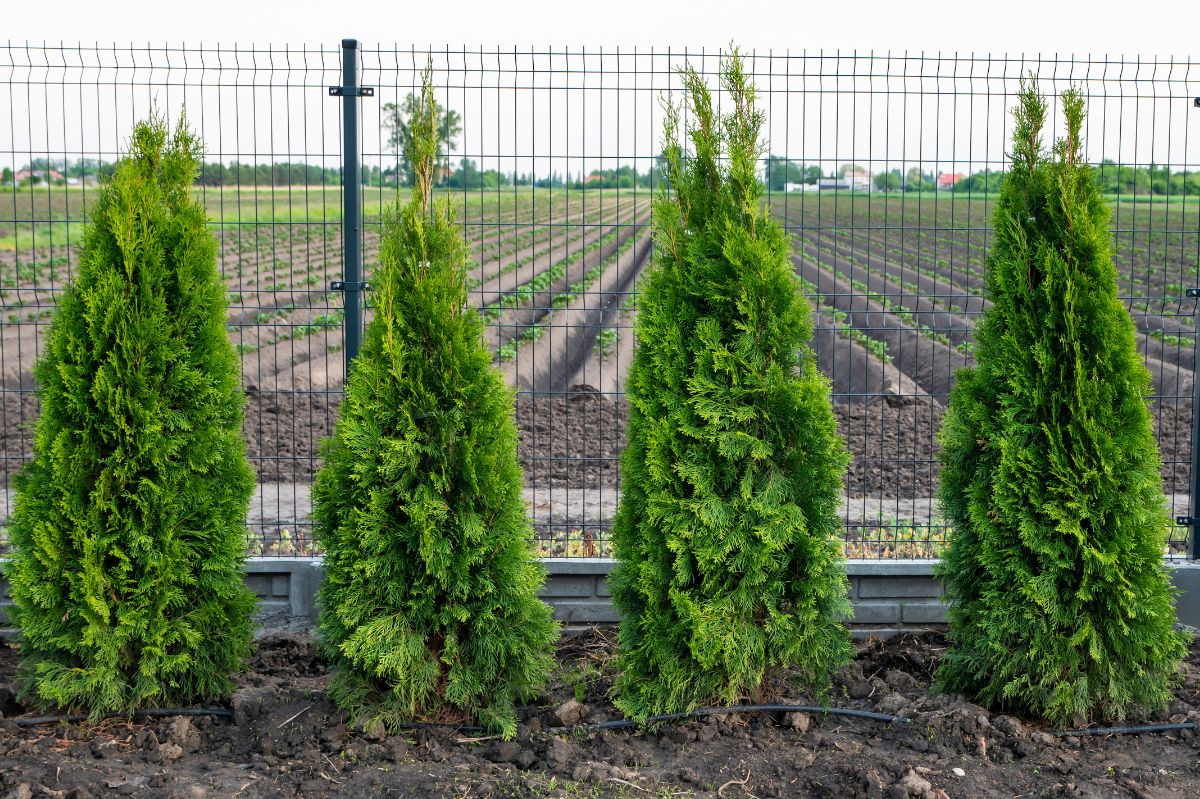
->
312 67 558 740
609 52 853 720
936 81 1188 725
4 115 256 715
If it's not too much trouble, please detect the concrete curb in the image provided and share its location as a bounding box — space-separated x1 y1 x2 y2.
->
7 557 1199 638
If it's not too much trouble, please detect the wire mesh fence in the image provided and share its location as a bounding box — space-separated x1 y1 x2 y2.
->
1 43 1198 559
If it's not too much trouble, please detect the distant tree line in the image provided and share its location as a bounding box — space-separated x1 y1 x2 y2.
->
7 155 1200 196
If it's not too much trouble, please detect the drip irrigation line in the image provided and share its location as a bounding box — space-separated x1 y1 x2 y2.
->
389 703 911 734
1056 722 1199 737
582 704 911 730
15 707 233 728
12 702 909 734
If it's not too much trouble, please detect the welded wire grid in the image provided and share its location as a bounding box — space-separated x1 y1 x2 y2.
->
0 42 347 556
1 44 1199 560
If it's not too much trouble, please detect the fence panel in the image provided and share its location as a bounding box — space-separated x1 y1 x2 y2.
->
1 45 1198 558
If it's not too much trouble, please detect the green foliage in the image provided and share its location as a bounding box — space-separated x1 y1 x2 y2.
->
4 115 255 716
950 169 1005 194
195 160 340 187
764 156 822 191
1094 160 1200 196
936 81 1188 725
874 171 902 192
444 158 512 190
313 64 558 740
610 51 853 721
904 167 934 192
382 90 462 187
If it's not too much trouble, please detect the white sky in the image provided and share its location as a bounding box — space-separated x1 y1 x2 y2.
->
4 0 1199 177
8 0 1198 56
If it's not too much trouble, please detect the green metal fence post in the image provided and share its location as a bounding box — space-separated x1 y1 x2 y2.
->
329 38 374 382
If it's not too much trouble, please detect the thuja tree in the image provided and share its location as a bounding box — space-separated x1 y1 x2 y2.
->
609 52 852 720
936 81 1187 725
5 116 255 715
312 67 557 739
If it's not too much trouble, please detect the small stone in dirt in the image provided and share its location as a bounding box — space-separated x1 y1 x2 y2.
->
849 682 873 700
951 767 965 778
678 767 702 784
544 737 573 769
6 785 32 799
876 692 909 716
571 763 593 782
486 741 522 764
885 670 921 692
89 739 118 759
168 716 202 752
899 768 933 797
154 741 184 763
362 719 387 741
1030 731 1058 747
552 698 584 727
784 711 811 733
515 749 537 770
992 715 1026 738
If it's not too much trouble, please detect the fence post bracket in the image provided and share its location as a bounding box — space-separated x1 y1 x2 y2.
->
328 86 375 97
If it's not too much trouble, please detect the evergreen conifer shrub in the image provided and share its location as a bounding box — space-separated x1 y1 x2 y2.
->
5 116 256 714
312 67 558 739
936 81 1188 725
609 52 853 720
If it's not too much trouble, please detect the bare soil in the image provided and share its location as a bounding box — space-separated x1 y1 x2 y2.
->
1 390 1193 495
2 629 1200 798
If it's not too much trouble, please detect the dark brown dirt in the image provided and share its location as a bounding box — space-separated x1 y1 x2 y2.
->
2 390 1194 495
2 629 1200 798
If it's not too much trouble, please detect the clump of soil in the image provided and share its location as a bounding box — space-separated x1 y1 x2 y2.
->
2 628 1200 798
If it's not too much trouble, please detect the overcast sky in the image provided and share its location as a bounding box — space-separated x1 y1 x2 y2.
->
9 0 1197 56
5 0 1198 177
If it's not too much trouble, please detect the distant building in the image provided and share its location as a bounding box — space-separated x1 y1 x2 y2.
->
841 167 873 192
14 168 65 184
937 172 966 191
818 177 851 191
783 182 818 193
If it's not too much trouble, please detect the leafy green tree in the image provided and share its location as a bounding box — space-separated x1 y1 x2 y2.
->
764 156 804 191
313 65 557 740
950 169 1004 194
4 115 255 716
874 170 901 192
936 82 1187 726
1 167 12 185
444 158 512 190
904 166 929 191
610 51 852 721
383 90 462 187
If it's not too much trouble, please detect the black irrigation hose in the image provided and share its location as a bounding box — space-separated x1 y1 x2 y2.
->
1057 722 1199 737
15 707 233 728
388 703 911 735
583 704 911 730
